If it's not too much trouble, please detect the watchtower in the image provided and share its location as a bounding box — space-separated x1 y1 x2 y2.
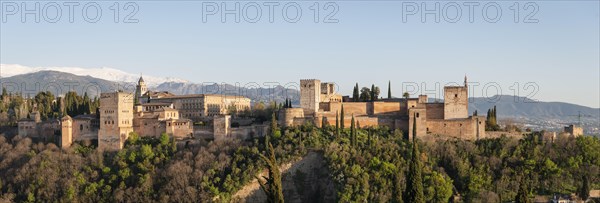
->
300 79 321 115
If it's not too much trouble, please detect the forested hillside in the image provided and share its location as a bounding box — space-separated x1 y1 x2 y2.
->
0 117 598 202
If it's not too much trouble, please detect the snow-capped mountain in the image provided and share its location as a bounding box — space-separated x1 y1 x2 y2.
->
0 64 189 86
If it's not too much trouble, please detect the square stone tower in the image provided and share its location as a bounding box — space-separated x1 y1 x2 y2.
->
98 92 134 151
300 79 321 115
443 85 468 120
60 115 73 148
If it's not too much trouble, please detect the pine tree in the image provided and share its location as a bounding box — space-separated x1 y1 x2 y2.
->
388 81 392 99
257 142 284 203
353 83 360 102
340 104 345 129
403 114 424 203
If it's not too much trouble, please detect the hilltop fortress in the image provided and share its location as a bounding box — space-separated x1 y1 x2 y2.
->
18 76 585 151
280 77 487 140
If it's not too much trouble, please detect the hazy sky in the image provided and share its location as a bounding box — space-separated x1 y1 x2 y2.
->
1 1 599 107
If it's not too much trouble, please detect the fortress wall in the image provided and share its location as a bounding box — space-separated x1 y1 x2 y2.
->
372 102 402 115
166 121 193 139
353 116 379 128
425 117 485 140
425 103 444 119
332 102 369 116
484 131 523 139
319 103 331 112
72 119 98 140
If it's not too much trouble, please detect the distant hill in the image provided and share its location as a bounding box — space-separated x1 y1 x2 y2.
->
0 71 299 104
468 95 600 120
154 82 300 104
0 71 128 97
1 64 189 86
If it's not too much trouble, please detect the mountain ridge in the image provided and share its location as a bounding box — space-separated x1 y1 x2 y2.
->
1 70 598 123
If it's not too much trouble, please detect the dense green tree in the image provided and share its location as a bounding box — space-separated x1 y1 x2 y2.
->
515 177 531 203
270 112 280 139
424 171 453 203
360 87 371 102
403 92 409 99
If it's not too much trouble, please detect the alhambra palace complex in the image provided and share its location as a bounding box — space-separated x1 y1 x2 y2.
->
17 76 583 151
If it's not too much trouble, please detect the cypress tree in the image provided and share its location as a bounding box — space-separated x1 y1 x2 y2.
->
340 104 345 129
403 113 424 203
580 175 590 201
267 112 278 153
257 142 284 203
371 84 376 101
335 111 340 136
393 174 404 203
388 81 392 99
134 88 140 105
353 83 360 102
1 87 6 98
493 105 498 126
351 114 356 147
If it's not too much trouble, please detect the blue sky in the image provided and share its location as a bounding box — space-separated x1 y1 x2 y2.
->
1 1 599 108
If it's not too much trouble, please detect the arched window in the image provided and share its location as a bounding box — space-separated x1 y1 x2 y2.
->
80 124 83 131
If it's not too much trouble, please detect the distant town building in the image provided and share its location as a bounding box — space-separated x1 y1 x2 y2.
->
149 94 251 121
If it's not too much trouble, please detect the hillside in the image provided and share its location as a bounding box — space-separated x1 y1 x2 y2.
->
468 95 600 120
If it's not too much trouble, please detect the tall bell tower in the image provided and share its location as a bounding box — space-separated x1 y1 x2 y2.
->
136 75 148 97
